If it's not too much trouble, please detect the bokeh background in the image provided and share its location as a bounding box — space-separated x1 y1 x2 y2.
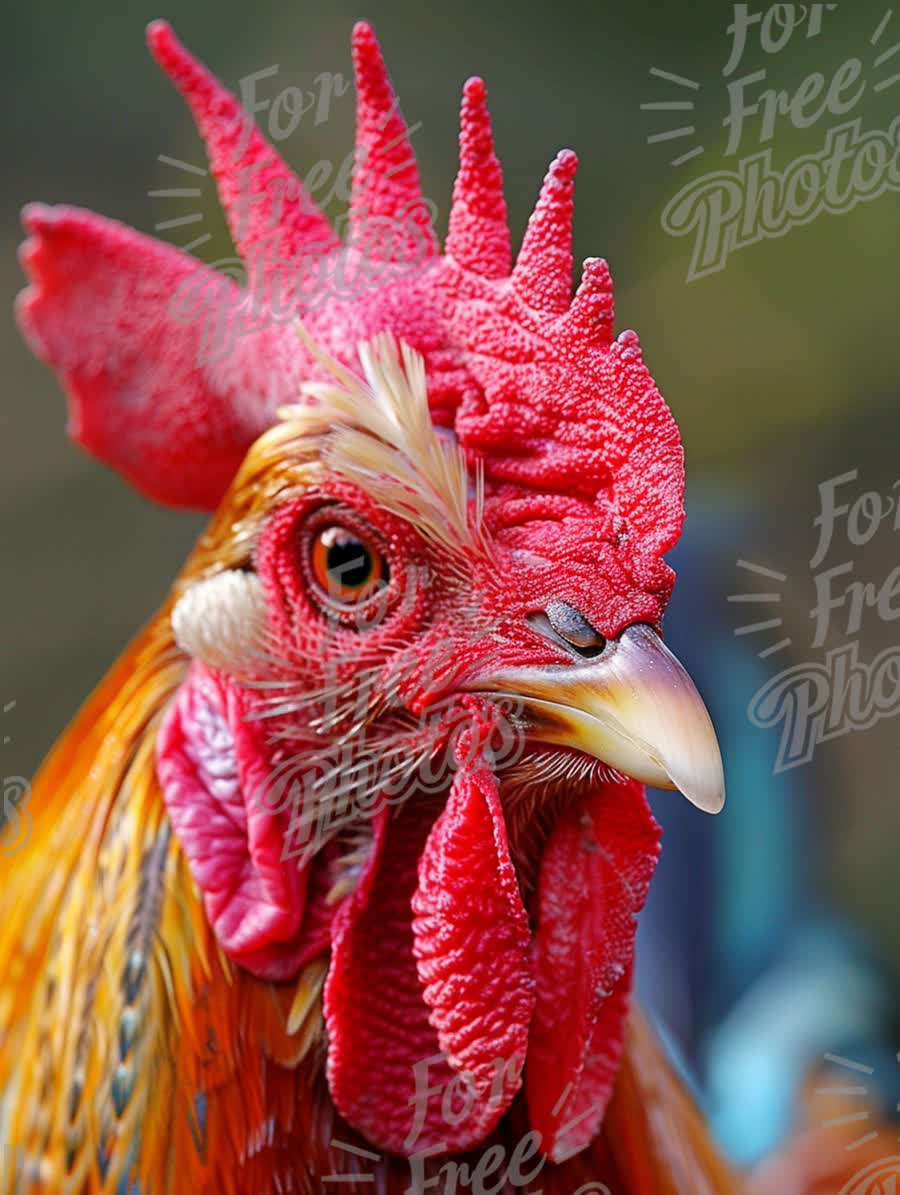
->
3 0 900 1168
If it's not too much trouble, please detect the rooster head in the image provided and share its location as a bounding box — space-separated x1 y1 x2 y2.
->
15 20 724 1166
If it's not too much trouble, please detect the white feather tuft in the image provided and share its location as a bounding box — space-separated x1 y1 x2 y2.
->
171 570 268 676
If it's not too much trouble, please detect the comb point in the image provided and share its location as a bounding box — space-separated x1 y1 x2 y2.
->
564 256 615 348
147 20 337 292
349 21 435 258
511 150 579 312
446 74 510 278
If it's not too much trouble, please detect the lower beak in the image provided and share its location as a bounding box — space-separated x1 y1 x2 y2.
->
472 623 725 814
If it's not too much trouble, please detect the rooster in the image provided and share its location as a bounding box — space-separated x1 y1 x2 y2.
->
6 19 751 1195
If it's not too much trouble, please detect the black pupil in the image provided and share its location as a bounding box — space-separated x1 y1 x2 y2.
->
327 537 374 591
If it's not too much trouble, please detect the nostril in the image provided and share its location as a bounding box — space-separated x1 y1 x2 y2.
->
532 600 608 659
546 600 607 654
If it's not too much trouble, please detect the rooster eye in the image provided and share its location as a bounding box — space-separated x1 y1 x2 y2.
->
309 524 389 607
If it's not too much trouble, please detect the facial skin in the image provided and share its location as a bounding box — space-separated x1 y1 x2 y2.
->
188 470 723 802
160 327 720 964
170 466 724 859
160 400 723 1157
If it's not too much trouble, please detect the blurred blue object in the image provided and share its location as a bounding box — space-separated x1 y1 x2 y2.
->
635 493 895 1165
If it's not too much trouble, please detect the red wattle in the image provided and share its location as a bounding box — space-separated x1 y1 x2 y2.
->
525 780 660 1162
412 753 535 1139
324 748 535 1157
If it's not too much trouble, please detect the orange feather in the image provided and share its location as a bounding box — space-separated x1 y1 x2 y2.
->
0 444 745 1194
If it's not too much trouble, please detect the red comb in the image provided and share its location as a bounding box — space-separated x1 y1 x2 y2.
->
16 21 684 556
444 77 510 279
349 22 437 260
510 149 578 313
146 21 339 290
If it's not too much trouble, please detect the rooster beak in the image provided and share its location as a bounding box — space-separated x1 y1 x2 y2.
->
473 622 725 814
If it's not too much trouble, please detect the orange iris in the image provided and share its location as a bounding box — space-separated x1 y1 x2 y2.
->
310 524 388 606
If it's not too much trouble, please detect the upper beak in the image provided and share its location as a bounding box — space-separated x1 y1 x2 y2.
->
471 622 725 814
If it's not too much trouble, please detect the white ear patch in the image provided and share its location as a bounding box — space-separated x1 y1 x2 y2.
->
171 570 268 675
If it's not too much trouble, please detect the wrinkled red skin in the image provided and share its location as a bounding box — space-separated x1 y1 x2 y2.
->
16 18 680 1167
155 484 663 1159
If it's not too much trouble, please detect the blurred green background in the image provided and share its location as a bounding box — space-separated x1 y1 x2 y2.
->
3 0 900 1100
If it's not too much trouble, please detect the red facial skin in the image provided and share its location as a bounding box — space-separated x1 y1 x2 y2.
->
15 19 682 1166
156 482 663 1159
